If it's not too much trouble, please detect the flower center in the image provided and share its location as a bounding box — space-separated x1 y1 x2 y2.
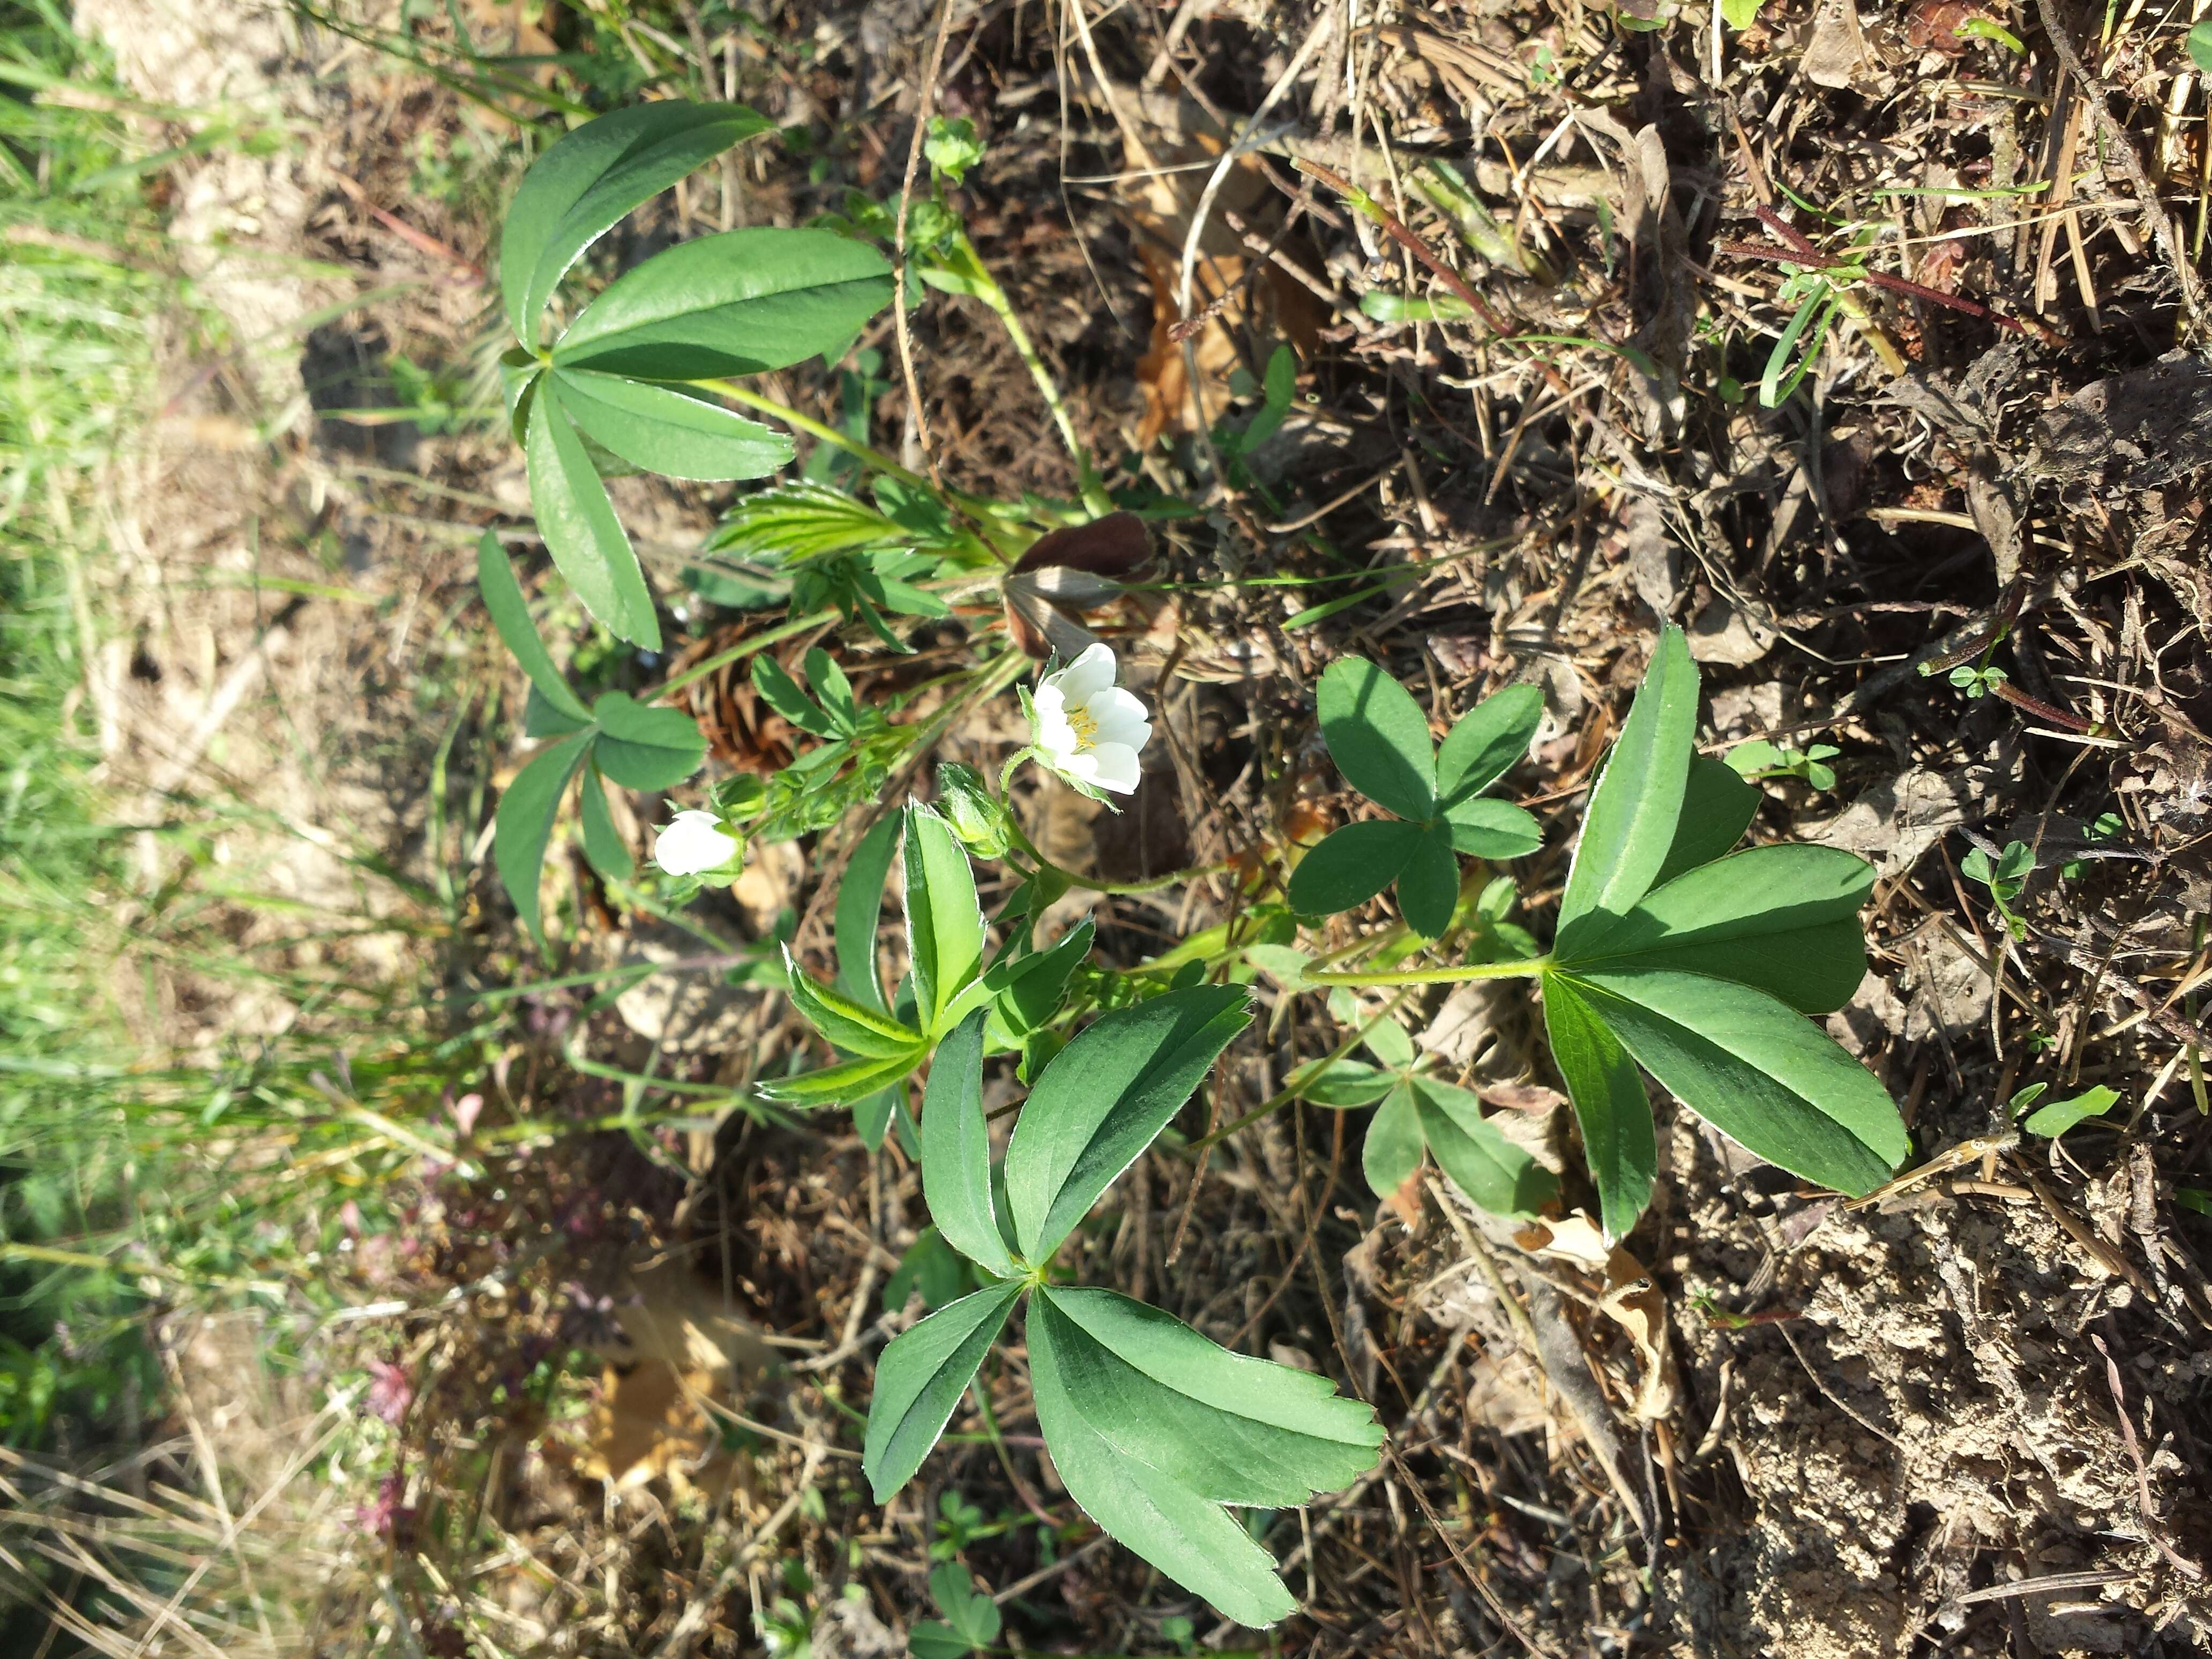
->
1066 706 1100 749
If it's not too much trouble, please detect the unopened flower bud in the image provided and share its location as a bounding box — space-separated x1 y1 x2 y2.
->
937 762 1013 858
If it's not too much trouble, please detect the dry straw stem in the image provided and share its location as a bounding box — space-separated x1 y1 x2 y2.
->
2031 0 2209 333
892 0 961 496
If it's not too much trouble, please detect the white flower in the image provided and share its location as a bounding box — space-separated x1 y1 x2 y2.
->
654 809 742 878
1029 642 1151 795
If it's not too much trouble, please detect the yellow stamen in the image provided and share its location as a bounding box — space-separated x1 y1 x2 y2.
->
1067 707 1099 749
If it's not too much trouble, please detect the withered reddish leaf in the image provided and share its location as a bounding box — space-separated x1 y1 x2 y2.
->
1013 511 1151 578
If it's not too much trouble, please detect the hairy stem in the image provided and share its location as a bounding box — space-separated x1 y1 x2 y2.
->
652 607 841 703
1001 797 1227 896
1307 954 1551 988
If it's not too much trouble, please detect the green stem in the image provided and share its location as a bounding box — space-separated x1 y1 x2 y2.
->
950 231 1110 515
701 378 1023 537
998 775 1225 896
1307 955 1552 988
1185 987 1419 1153
701 380 923 488
652 606 841 703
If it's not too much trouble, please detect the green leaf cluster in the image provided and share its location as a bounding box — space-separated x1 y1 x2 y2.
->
1961 840 2033 940
863 994 1384 1627
479 532 706 948
1288 663 1544 937
1537 625 1905 1237
765 805 1096 1147
909 1563 1000 1657
497 103 895 648
1292 992 1556 1216
705 479 982 653
1725 737 1838 791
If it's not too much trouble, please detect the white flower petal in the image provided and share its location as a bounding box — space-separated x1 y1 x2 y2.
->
655 810 740 876
1060 749 1102 783
1089 685 1148 727
1086 742 1142 793
1033 683 1067 720
1090 708 1152 751
1035 708 1079 760
1058 642 1118 704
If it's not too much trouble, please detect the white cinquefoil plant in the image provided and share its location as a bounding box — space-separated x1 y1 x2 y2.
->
474 103 1908 1629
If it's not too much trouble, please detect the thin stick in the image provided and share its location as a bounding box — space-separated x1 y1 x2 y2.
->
892 0 960 495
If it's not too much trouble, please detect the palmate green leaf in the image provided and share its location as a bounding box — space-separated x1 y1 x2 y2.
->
919 1011 1016 1277
1026 1303 1293 1628
918 1565 1001 1655
1556 625 1695 952
1441 795 1542 858
836 814 903 1013
1650 754 1760 888
756 1048 923 1107
577 765 633 883
1561 845 1873 1015
524 683 594 737
525 386 660 647
862 1279 1021 1502
1362 1081 1424 1199
804 647 857 732
1316 657 1435 821
551 228 894 380
590 691 707 790
708 480 911 565
1004 987 1251 1260
1413 1079 1556 1217
903 804 985 1036
1396 821 1461 938
475 529 591 725
751 653 838 736
493 729 594 951
502 101 774 345
1029 1288 1382 1627
987 917 1094 1036
1437 683 1541 807
1293 1058 1397 1108
1568 967 1907 1198
551 369 793 481
782 946 926 1058
1285 819 1422 915
1542 974 1654 1239
1038 1290 1383 1503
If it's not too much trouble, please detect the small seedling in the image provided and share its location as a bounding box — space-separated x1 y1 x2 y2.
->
2011 1082 2120 1140
2060 811 2122 880
910 1564 1002 1657
1948 662 2009 700
1960 840 2034 939
1725 738 1839 791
